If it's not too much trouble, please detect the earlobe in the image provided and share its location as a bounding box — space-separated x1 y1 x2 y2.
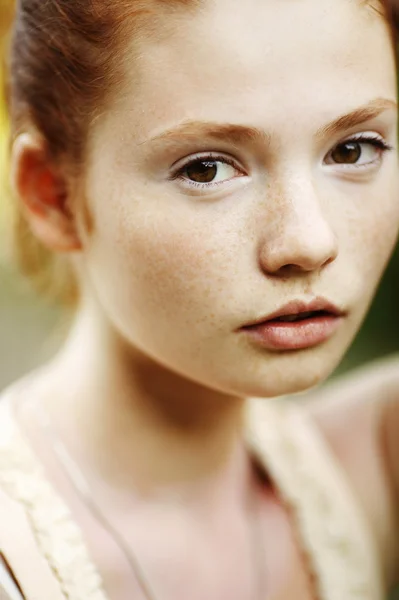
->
11 133 82 252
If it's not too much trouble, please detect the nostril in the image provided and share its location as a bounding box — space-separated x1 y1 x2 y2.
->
324 255 336 267
273 264 310 277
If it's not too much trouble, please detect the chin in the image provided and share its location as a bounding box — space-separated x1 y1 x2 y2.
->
216 344 348 399
240 373 328 399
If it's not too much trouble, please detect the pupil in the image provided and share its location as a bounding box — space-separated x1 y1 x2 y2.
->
332 142 361 164
186 161 218 183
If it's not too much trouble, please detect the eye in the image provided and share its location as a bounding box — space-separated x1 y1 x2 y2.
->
330 141 363 164
172 154 245 189
325 135 392 168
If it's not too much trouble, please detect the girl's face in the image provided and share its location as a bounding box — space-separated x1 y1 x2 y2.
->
80 0 399 397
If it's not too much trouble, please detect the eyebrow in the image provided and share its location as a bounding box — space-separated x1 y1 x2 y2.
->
316 98 397 139
140 98 397 148
139 122 270 147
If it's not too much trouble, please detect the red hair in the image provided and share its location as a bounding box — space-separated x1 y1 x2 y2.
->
7 0 199 303
10 1 200 170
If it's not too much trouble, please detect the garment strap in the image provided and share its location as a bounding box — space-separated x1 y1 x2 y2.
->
246 398 384 600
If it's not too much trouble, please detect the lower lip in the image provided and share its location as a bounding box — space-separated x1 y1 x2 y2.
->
241 315 343 351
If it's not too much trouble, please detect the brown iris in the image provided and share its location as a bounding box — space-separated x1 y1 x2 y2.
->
185 160 218 183
331 141 361 164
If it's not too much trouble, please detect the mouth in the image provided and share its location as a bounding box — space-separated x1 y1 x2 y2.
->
270 309 335 323
240 299 346 351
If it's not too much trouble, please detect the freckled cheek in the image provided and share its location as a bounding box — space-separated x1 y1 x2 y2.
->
343 186 399 282
109 215 238 317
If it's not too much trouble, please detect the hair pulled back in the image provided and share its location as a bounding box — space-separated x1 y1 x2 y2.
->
6 0 196 303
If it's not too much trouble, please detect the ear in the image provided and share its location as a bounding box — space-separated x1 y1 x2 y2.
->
11 133 82 252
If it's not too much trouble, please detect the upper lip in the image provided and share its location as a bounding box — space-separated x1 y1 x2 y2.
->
241 297 346 328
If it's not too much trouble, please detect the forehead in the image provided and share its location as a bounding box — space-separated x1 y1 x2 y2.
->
109 0 396 138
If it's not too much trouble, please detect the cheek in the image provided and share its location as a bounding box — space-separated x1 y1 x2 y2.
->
360 186 398 263
86 196 240 331
339 174 399 296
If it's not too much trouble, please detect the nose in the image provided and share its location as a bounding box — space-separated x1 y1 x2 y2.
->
258 180 338 276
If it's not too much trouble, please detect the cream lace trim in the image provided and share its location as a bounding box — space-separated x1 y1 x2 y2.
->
246 399 384 600
0 401 108 600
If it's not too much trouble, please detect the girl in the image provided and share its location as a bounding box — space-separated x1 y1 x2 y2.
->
0 0 399 598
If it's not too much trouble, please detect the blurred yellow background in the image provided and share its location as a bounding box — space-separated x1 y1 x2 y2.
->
0 0 62 387
0 0 12 226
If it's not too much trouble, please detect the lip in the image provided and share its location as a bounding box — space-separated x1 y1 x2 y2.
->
240 298 346 351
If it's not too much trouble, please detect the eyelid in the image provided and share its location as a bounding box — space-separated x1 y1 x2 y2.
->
358 134 389 144
170 151 245 178
334 131 392 149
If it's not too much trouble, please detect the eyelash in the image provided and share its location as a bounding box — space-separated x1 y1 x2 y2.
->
352 134 392 151
170 134 393 190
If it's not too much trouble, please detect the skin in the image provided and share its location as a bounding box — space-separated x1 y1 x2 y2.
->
6 0 399 597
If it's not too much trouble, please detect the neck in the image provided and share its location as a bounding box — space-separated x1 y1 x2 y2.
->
39 300 251 507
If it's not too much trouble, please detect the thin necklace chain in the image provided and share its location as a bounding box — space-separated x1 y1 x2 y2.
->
34 400 266 600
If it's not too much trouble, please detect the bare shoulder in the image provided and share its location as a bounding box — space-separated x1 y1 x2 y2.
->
303 355 399 586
